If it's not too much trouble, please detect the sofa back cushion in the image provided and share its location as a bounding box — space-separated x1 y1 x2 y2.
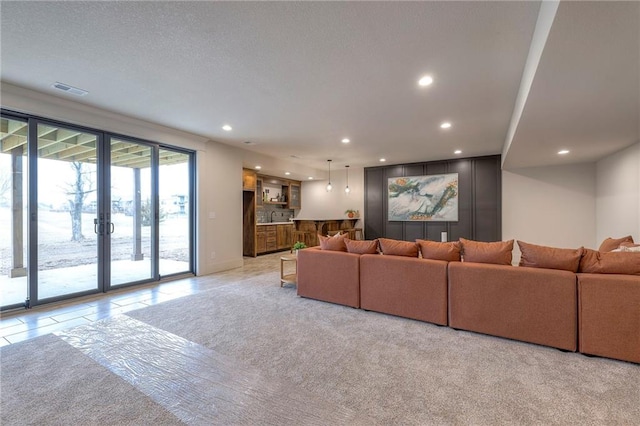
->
378 238 419 257
579 248 640 275
345 239 379 254
317 233 347 252
598 235 634 252
460 238 513 265
517 241 583 272
416 239 461 261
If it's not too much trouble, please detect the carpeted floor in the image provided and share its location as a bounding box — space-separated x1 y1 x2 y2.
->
2 269 639 425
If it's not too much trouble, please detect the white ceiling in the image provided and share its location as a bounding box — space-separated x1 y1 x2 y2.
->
1 1 638 178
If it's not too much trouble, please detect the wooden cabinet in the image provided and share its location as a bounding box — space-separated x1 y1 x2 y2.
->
256 178 263 206
242 169 257 191
265 225 277 252
256 227 266 253
276 224 292 250
288 183 301 209
256 224 293 254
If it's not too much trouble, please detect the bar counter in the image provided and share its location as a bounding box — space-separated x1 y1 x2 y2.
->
292 218 359 246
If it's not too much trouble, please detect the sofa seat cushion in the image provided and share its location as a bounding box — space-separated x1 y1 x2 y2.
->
517 240 583 272
416 239 461 261
378 238 419 257
460 238 513 265
579 249 640 275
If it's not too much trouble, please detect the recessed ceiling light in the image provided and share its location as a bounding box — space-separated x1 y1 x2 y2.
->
255 165 261 170
341 138 350 144
222 124 232 131
440 122 452 129
379 158 386 162
558 149 570 155
285 172 291 176
454 150 462 155
308 177 314 180
418 75 433 87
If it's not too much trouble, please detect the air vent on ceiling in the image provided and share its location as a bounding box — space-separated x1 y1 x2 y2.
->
51 82 88 96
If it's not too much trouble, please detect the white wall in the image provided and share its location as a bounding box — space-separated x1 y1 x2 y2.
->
298 167 365 230
502 163 597 263
596 142 640 243
1 82 244 275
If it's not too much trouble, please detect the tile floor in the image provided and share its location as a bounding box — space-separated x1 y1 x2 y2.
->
0 252 286 347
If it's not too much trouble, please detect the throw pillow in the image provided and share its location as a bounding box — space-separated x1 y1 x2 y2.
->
517 240 583 272
416 239 461 261
345 239 379 255
579 248 640 275
460 238 513 265
317 233 347 252
598 235 634 252
378 238 419 257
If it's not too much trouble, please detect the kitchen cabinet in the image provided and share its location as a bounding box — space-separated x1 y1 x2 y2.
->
242 168 257 191
256 224 293 254
276 224 293 250
265 225 277 252
256 178 263 207
288 183 301 209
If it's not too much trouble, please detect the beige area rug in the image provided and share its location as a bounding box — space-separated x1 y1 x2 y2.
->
2 270 639 425
126 271 640 425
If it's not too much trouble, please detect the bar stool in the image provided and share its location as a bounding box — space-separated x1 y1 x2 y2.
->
344 228 363 240
292 230 313 247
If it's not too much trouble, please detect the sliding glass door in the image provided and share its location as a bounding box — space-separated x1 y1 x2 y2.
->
158 149 192 277
0 116 28 308
0 112 194 310
109 138 155 287
35 122 101 301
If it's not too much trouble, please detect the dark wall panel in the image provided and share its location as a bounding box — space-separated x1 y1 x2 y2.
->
364 155 501 242
364 168 384 240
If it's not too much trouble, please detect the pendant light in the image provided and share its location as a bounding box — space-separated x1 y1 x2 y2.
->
344 165 351 193
326 159 332 192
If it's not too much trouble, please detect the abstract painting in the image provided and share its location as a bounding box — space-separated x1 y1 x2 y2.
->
388 173 458 221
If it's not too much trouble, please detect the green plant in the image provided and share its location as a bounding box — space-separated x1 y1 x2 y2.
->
292 241 307 250
344 209 357 214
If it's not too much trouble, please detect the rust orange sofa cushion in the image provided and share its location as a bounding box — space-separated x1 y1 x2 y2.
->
378 238 419 257
317 233 347 252
416 239 461 261
579 248 640 275
345 239 379 254
460 238 513 265
598 235 634 252
517 240 583 272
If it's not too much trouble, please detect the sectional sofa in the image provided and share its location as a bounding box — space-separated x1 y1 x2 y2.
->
296 234 640 364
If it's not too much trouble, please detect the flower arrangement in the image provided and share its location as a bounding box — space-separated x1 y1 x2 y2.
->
344 209 359 218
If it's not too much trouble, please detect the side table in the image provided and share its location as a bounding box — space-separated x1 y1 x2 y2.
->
280 254 297 287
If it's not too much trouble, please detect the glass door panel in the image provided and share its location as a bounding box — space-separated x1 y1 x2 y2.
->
109 138 153 286
36 123 99 300
0 116 28 308
158 149 191 276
